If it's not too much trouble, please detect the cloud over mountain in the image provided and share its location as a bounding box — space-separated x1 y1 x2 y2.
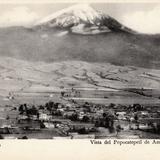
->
122 5 160 34
0 6 39 27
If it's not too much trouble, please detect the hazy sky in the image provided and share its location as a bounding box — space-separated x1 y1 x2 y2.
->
0 3 159 33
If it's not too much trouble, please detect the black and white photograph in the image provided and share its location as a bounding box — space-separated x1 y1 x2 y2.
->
0 1 160 139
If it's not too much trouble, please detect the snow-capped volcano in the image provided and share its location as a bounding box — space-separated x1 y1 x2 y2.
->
0 4 159 69
35 4 135 34
37 4 101 26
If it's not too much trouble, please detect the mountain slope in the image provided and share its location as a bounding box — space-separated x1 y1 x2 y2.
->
0 26 160 69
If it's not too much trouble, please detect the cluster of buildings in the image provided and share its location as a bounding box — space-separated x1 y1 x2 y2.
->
0 98 160 139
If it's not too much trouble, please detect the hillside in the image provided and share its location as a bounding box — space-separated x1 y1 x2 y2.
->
0 26 160 69
0 57 160 105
